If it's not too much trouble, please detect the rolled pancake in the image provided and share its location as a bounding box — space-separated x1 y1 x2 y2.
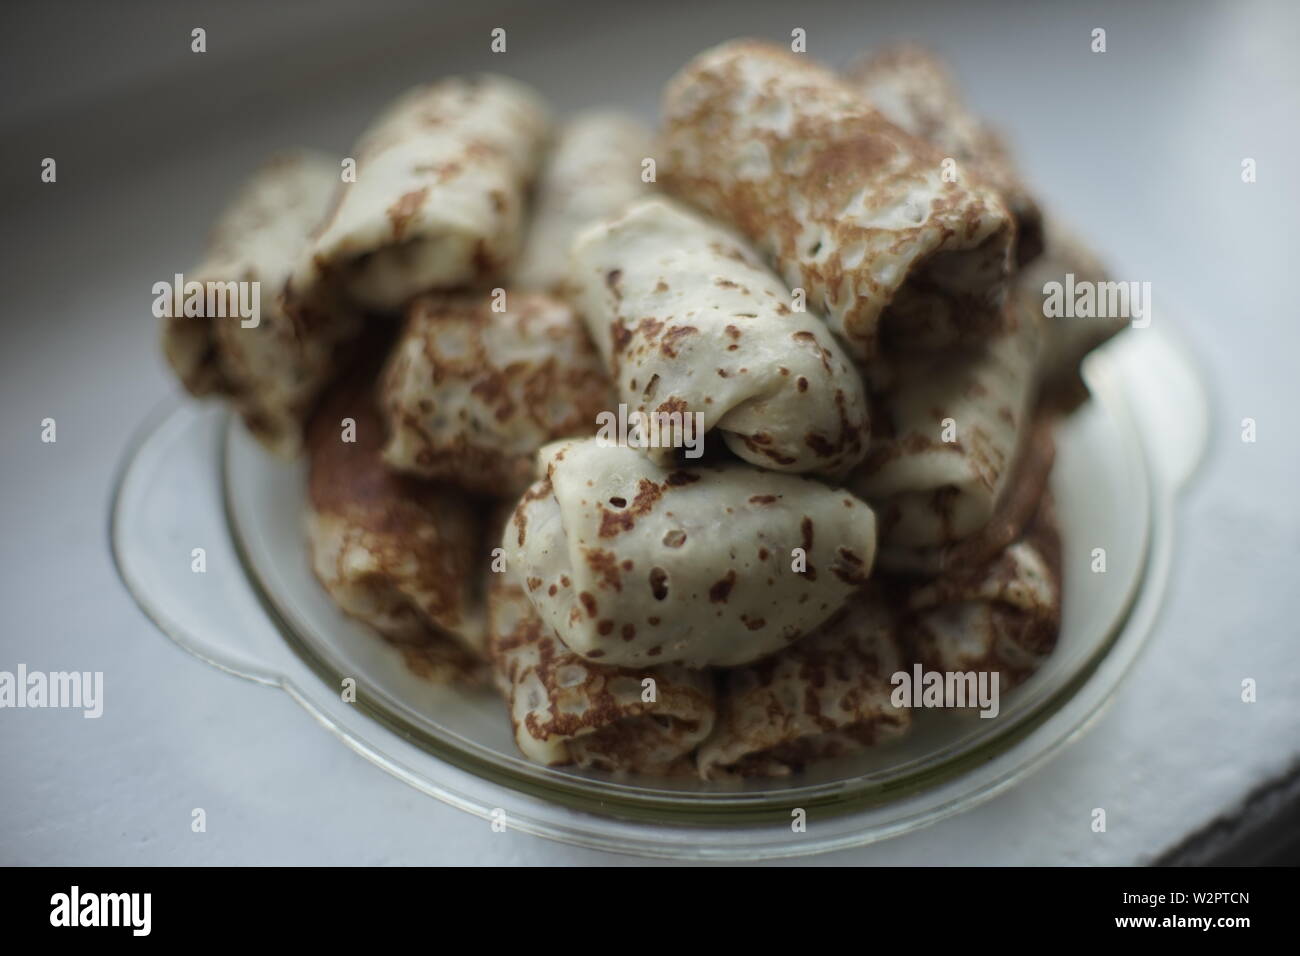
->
847 44 1044 266
162 150 361 457
1016 226 1130 411
846 306 1042 551
901 492 1063 698
570 198 869 477
379 291 611 496
288 75 550 314
661 39 1014 362
512 111 654 293
504 437 878 668
697 588 911 779
487 570 715 773
306 374 486 683
874 412 1055 574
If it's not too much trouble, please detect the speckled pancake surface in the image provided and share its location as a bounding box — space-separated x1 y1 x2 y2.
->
504 437 878 668
512 110 654 293
1015 226 1130 411
487 570 715 774
162 150 360 458
305 375 487 683
901 493 1063 699
662 39 1015 362
570 198 869 477
698 587 912 778
847 44 1044 266
847 305 1042 550
379 291 611 496
287 74 550 314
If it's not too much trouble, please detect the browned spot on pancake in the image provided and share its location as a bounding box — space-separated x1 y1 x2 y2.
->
630 478 663 513
386 187 429 240
611 319 632 354
584 548 622 591
579 592 598 618
708 570 737 603
598 508 635 537
636 315 664 341
649 567 669 600
655 397 689 417
660 325 699 358
806 433 835 456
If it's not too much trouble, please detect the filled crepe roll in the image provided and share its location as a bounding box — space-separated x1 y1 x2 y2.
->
488 571 716 773
161 150 362 458
570 198 869 477
901 493 1063 699
846 307 1042 553
379 291 612 496
512 111 654 293
504 437 878 668
661 39 1015 362
1016 226 1130 411
698 588 911 778
875 412 1056 575
306 372 487 682
847 44 1044 266
288 75 550 314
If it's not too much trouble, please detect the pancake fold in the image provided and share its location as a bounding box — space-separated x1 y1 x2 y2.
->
504 437 878 668
306 375 487 683
661 39 1015 363
901 493 1063 700
698 588 912 778
570 197 869 477
512 110 654 293
847 44 1044 266
379 291 611 496
161 150 360 457
1016 227 1130 411
287 75 550 315
846 306 1042 553
488 570 716 773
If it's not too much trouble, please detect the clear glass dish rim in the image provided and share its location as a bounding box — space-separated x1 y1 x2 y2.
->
217 364 1149 828
110 326 1205 858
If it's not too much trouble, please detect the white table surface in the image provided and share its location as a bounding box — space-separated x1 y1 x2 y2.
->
1 0 1297 865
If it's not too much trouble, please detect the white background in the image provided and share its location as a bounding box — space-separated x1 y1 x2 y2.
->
1 0 1297 865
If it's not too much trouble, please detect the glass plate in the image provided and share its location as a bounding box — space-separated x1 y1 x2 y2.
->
111 326 1207 859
